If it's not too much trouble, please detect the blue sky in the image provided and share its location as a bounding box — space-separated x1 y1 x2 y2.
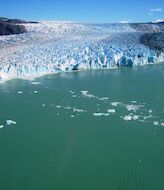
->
0 0 163 23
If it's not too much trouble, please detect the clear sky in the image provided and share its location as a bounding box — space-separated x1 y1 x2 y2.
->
0 0 163 23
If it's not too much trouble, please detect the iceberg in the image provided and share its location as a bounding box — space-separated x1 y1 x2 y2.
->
0 22 163 81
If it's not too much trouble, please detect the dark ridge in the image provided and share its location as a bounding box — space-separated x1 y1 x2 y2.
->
140 32 164 51
0 21 26 35
0 17 38 24
0 17 38 36
130 22 164 51
130 22 164 32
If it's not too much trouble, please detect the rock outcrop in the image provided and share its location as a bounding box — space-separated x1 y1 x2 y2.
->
0 17 38 36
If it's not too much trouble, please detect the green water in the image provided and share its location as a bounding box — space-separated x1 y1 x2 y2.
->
0 64 164 190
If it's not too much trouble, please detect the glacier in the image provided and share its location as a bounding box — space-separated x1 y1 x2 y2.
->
0 22 164 80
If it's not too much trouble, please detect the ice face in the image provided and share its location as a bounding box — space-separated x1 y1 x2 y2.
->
0 22 163 80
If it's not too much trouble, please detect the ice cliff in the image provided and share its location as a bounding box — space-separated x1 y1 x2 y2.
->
0 21 164 80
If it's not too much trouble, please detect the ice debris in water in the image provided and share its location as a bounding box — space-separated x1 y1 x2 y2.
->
73 108 86 113
100 97 109 100
81 91 97 99
93 113 109 116
0 125 4 129
153 121 159 126
122 115 139 121
6 120 17 125
17 91 23 94
31 82 41 85
125 104 143 112
107 109 116 113
111 102 122 107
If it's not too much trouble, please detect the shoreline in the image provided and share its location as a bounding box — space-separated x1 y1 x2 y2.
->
0 62 163 84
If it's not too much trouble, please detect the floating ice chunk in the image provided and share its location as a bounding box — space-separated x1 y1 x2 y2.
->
111 102 122 107
6 120 17 125
143 115 153 120
81 91 97 98
132 115 139 120
122 115 139 121
131 101 137 103
71 115 75 118
17 91 23 94
93 113 109 116
153 121 159 126
0 125 4 129
31 82 41 85
123 115 133 121
107 109 116 113
73 108 86 113
33 91 38 94
161 123 164 126
100 97 109 101
148 109 153 113
42 104 46 107
69 91 75 94
125 104 142 112
72 95 77 98
56 105 62 108
63 106 71 110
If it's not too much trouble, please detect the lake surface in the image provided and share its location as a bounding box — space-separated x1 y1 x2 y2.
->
0 64 164 190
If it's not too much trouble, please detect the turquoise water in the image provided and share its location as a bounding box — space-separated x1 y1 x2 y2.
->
0 64 164 190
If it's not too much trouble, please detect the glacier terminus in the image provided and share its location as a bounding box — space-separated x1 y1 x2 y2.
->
0 21 164 80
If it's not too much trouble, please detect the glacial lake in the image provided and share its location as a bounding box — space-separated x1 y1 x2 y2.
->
0 64 164 190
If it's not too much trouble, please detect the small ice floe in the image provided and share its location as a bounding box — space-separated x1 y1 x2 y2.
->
71 115 75 118
143 115 153 120
81 91 98 99
6 120 17 125
69 90 75 94
72 95 77 98
31 82 41 85
33 91 38 94
153 121 159 126
0 125 4 129
56 105 62 108
111 102 122 107
93 113 109 117
122 115 139 121
148 109 153 113
100 97 109 101
73 108 86 113
55 105 71 110
17 91 23 94
125 104 143 112
161 123 164 127
63 105 71 110
42 104 46 107
107 109 116 113
131 101 137 103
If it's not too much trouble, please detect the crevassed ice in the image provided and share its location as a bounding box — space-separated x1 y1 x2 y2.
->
0 22 164 80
